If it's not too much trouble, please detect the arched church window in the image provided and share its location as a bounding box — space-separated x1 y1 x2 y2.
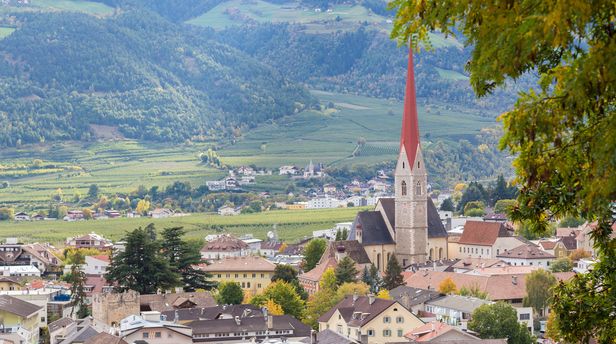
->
402 162 405 169
415 181 421 195
417 161 420 168
401 181 407 196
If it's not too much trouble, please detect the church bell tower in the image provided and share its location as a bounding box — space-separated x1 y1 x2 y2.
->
394 43 428 266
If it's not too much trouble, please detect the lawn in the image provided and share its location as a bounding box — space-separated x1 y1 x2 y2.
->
0 27 15 39
0 0 114 16
0 207 367 245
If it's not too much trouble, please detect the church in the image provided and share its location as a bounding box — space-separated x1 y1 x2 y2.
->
349 46 448 273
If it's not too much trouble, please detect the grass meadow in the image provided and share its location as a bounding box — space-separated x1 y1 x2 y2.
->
0 207 367 245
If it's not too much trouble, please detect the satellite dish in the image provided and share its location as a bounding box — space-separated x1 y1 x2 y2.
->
267 231 275 240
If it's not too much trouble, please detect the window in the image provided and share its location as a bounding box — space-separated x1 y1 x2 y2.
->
337 325 342 334
252 273 256 278
402 162 405 169
401 181 407 196
398 329 404 337
218 274 222 278
417 161 420 168
258 283 262 288
235 274 239 278
247 282 251 288
242 282 246 288
155 332 161 338
459 247 461 253
383 330 391 337
396 317 404 323
519 313 530 320
244 274 247 278
261 273 264 278
415 181 421 195
367 330 374 337
383 316 391 323
143 333 149 339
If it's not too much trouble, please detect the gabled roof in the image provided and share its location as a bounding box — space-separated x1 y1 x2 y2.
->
390 286 442 307
459 221 509 246
300 329 354 344
84 332 128 344
198 256 276 272
319 240 371 265
140 292 216 312
201 235 248 252
425 295 492 313
318 295 403 326
427 198 448 238
405 321 479 342
48 317 75 333
371 198 447 239
0 295 42 317
188 314 310 337
353 211 395 245
400 43 421 167
497 244 555 259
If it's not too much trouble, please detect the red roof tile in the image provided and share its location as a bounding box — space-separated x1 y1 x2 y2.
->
459 221 509 246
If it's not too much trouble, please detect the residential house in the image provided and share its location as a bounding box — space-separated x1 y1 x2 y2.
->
424 295 492 327
389 286 442 315
573 258 597 274
323 184 337 194
83 333 128 344
14 212 30 221
447 258 506 273
198 256 276 294
306 197 344 209
189 313 311 342
453 221 528 259
260 241 282 258
66 233 112 251
65 210 84 221
161 304 263 325
217 205 241 216
318 295 424 344
200 235 249 260
0 295 45 344
103 210 121 218
576 222 616 256
241 237 263 254
537 240 569 258
299 240 371 295
49 317 76 344
0 265 41 277
205 180 226 191
279 166 299 175
0 242 62 274
497 244 555 267
0 276 22 291
149 208 174 219
120 312 193 344
482 213 508 222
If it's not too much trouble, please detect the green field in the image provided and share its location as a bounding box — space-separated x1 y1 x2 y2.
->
0 141 225 206
0 27 15 39
0 0 114 15
0 207 366 245
187 0 388 32
0 91 495 207
435 67 469 81
219 90 496 168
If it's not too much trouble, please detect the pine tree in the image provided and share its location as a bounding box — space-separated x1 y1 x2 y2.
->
66 251 88 318
161 226 215 291
382 255 404 290
334 256 358 285
106 227 181 294
369 264 381 293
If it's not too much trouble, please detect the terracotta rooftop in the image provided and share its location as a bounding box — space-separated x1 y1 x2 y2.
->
497 244 555 259
404 271 574 301
201 235 249 252
451 258 505 270
538 241 558 250
89 255 110 263
459 221 509 246
198 256 276 272
405 321 467 341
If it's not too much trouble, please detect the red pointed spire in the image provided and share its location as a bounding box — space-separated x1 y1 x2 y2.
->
400 42 420 167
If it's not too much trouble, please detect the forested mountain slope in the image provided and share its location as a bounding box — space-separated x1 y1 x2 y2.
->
0 9 314 146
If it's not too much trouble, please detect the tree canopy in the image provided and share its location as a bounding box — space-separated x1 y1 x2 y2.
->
382 255 404 290
390 2 614 340
303 238 327 271
468 302 534 344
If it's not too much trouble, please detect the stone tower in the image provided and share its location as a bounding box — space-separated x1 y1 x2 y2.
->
394 43 428 266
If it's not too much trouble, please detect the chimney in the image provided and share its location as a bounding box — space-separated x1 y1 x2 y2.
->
512 275 518 285
352 292 359 304
310 330 317 344
267 315 273 329
234 316 241 326
368 294 375 305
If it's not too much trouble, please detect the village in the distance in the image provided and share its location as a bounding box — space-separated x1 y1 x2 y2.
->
0 42 602 344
